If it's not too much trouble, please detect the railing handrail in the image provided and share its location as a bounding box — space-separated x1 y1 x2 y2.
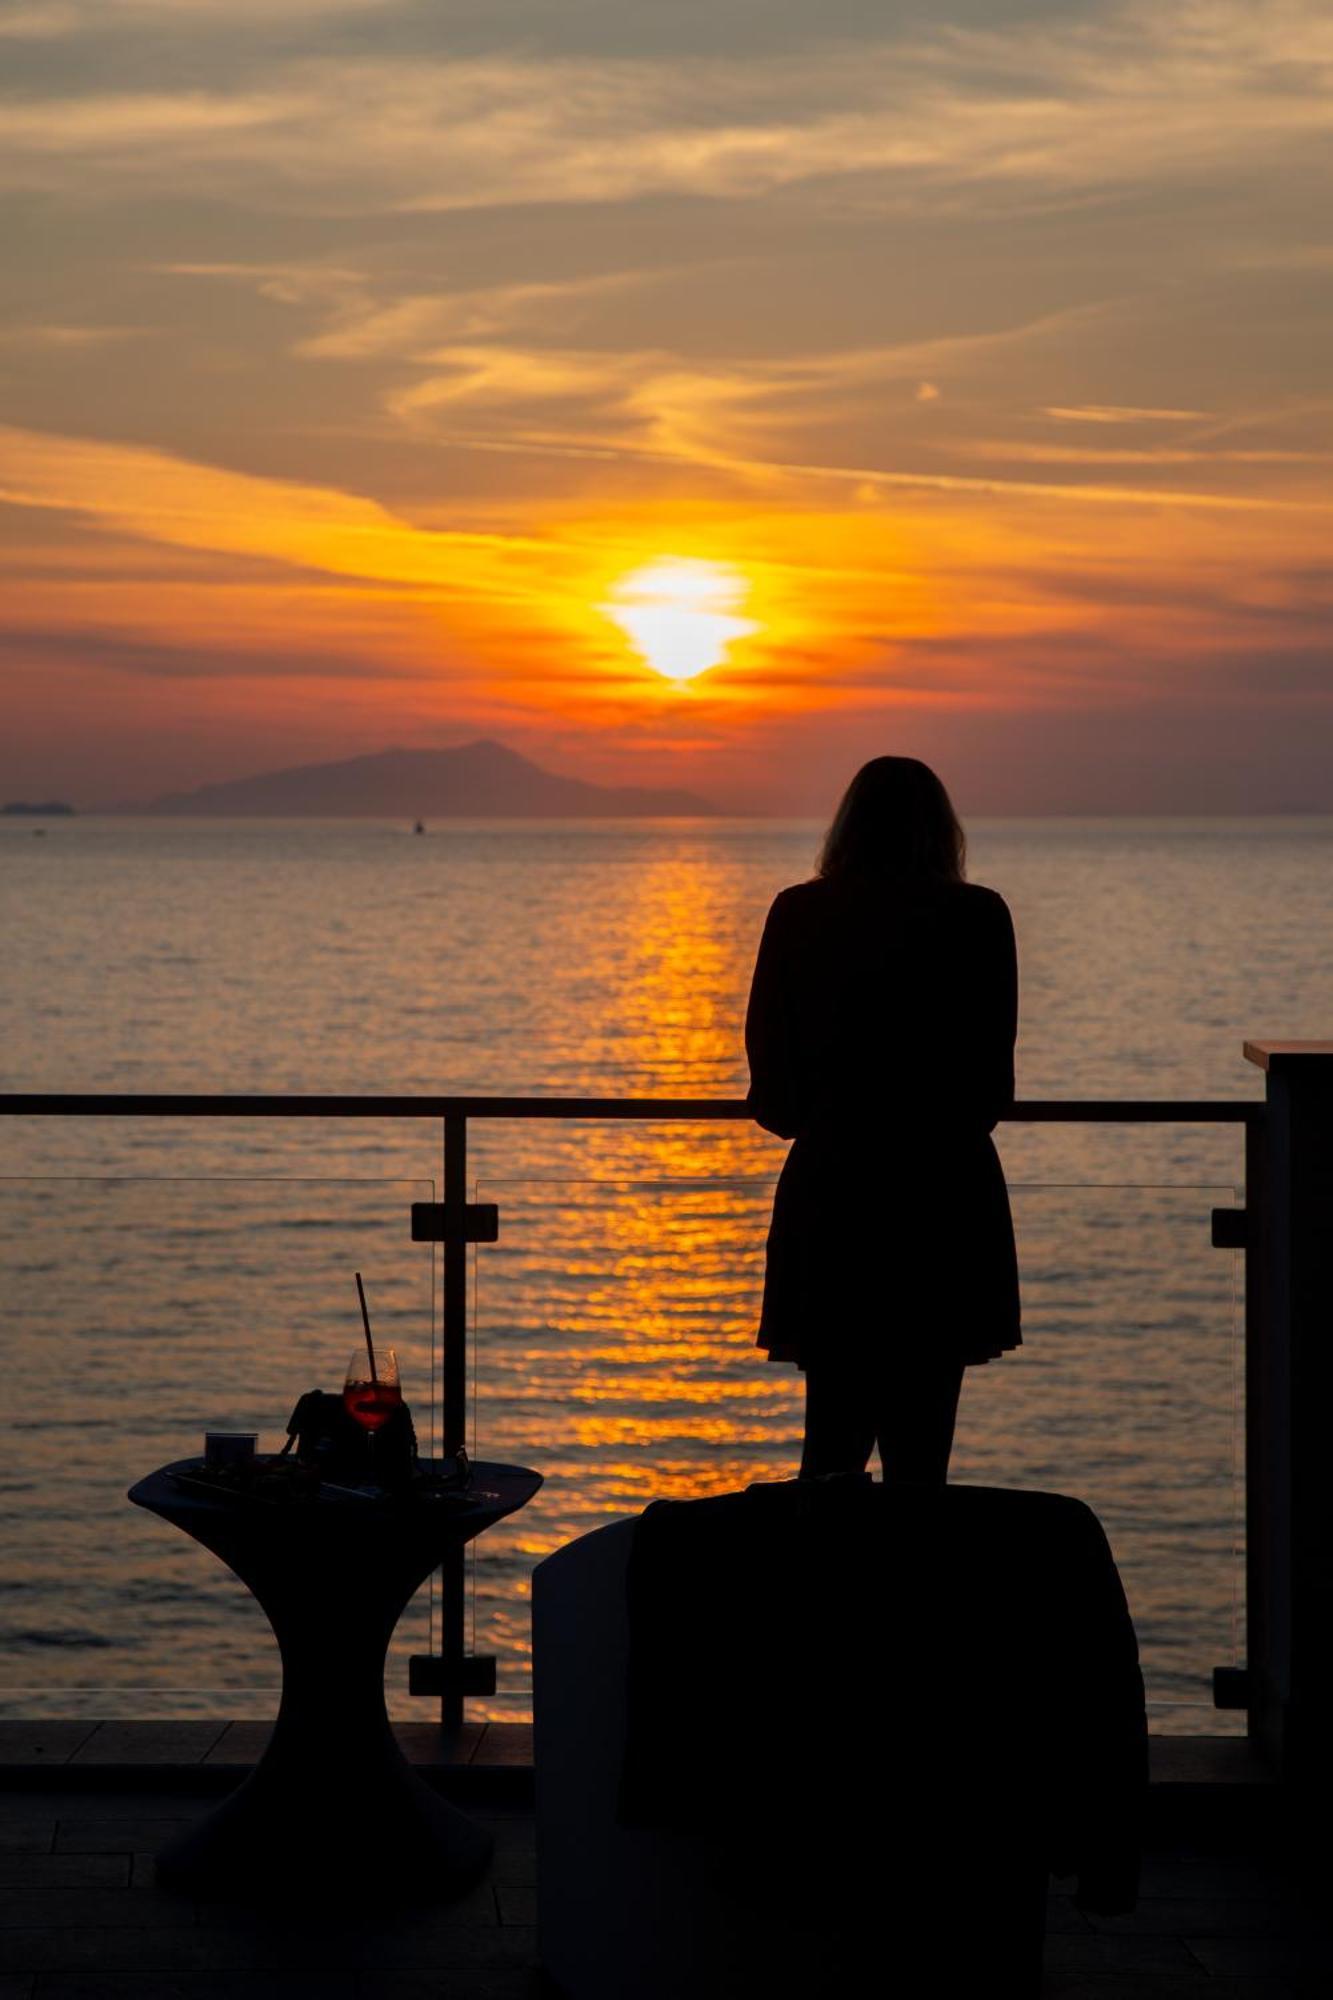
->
0 1092 1262 1123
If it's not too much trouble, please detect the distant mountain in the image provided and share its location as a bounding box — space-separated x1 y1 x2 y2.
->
143 741 715 818
3 800 74 815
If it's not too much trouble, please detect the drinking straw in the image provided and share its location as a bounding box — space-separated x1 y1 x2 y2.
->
355 1270 378 1382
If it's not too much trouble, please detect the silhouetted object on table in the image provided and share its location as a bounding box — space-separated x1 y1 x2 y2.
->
282 1386 418 1488
746 756 1019 1480
533 1480 1145 2000
130 1455 540 1900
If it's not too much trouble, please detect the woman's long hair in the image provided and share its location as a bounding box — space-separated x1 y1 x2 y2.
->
817 756 966 882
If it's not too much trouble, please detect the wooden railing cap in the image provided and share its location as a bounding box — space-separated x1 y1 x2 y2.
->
1244 1041 1333 1072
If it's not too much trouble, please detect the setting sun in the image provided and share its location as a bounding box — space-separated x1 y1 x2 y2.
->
599 559 757 683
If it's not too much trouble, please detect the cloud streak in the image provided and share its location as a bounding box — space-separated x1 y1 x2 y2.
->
1045 406 1211 425
3 2 1329 216
0 423 560 591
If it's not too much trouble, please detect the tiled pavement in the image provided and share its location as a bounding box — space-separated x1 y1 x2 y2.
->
0 1785 540 1999
1 1728 1330 1997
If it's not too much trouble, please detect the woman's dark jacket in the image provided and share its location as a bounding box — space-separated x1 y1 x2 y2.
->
745 872 1020 1369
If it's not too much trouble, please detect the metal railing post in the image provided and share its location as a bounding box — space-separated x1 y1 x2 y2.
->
443 1111 468 1460
1243 1042 1333 1786
440 1110 468 1733
1242 1106 1280 1758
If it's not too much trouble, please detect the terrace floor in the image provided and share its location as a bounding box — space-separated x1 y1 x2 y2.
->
2 1726 1330 1998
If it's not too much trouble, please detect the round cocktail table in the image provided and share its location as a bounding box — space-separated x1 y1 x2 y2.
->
129 1457 541 1901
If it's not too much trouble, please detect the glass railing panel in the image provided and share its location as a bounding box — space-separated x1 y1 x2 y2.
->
470 1173 1242 1733
1 1157 1244 1736
964 1180 1244 1733
0 1176 437 1720
469 1172 789 1719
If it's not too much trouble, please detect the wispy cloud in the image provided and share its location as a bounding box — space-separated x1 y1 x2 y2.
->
1045 406 1211 424
0 322 142 347
0 423 549 590
0 4 79 37
967 441 1331 467
0 92 294 151
0 0 393 29
296 272 648 359
724 450 1325 513
354 300 1098 458
358 316 1333 516
3 2 1329 214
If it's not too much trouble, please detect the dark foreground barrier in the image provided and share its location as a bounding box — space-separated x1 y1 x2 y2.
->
532 1479 1147 2000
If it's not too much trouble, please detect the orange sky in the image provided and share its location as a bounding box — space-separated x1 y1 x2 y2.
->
2 1 1331 811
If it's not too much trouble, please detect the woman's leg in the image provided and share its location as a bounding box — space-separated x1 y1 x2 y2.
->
800 1359 878 1478
876 1352 965 1485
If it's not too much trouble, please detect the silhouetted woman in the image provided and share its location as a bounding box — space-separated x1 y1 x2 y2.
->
746 757 1019 1482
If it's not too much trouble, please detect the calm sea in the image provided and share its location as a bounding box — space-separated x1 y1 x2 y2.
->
4 814 1333 1729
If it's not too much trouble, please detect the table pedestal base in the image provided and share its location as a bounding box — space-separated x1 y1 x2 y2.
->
130 1461 542 1905
156 1734 491 1900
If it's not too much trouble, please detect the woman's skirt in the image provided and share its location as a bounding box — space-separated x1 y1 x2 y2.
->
757 1126 1021 1370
